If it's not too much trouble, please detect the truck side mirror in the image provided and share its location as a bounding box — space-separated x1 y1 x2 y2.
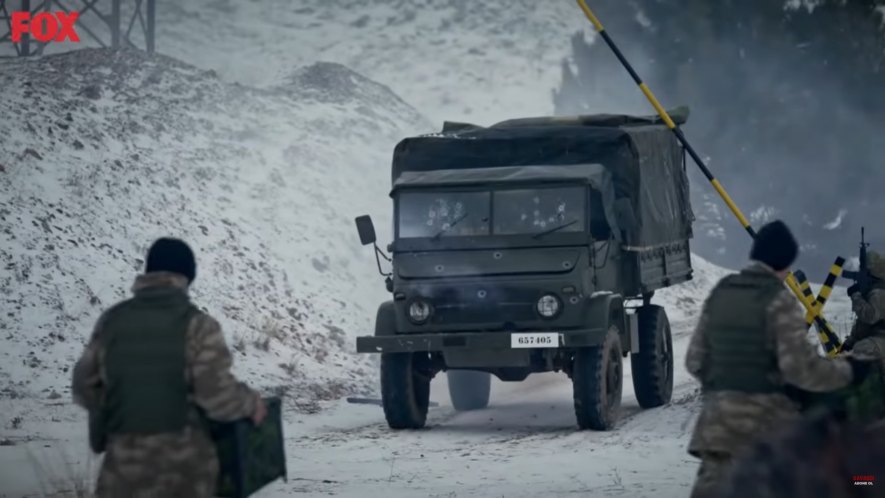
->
355 215 376 246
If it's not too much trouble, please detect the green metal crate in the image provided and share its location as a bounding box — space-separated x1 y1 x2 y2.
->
210 397 287 498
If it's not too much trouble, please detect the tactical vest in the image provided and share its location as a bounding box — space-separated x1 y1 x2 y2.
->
101 286 198 435
702 269 785 394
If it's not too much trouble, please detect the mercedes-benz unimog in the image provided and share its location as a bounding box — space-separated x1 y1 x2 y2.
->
353 109 695 431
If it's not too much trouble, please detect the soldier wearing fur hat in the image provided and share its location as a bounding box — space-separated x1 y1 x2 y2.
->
684 220 874 498
72 237 266 498
841 251 885 359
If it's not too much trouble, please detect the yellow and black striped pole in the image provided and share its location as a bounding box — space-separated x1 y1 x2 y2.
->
805 257 845 325
794 269 842 349
574 0 842 355
793 270 816 306
791 262 847 326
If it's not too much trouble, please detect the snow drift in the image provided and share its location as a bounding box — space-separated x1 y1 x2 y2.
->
0 48 431 412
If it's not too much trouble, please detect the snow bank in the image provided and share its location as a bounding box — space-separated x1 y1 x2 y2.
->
0 48 431 413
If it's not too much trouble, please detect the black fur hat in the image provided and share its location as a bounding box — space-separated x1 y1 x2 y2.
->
145 237 197 283
750 220 799 271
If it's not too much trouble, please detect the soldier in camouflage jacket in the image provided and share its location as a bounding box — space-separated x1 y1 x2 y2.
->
684 221 871 498
72 238 266 498
843 251 885 359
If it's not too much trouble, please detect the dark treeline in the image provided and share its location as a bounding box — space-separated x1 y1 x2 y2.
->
554 0 885 275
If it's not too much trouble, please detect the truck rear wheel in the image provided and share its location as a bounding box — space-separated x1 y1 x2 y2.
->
631 305 674 408
572 326 623 430
447 370 491 411
380 352 431 429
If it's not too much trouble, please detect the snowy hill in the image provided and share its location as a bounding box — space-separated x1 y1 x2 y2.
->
0 0 585 127
153 0 582 126
0 48 431 411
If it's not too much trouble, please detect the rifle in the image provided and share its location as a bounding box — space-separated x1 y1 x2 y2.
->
841 227 872 296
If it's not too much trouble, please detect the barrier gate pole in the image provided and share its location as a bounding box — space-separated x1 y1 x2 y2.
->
574 0 842 354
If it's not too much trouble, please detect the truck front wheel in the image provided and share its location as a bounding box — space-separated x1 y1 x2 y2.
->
447 370 491 411
572 326 623 430
380 352 431 429
631 305 674 408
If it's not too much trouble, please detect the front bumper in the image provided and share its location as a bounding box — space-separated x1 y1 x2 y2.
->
355 327 608 354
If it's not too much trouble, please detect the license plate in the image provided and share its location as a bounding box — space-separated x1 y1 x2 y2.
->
510 333 560 348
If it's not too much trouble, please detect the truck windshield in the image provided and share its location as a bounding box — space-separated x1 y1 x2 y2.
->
493 187 585 236
397 186 586 239
398 191 491 238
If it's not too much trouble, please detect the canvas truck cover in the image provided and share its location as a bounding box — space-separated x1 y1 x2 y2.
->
390 112 694 248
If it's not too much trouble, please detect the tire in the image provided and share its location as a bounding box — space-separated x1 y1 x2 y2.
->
631 305 674 409
447 370 491 411
380 352 431 429
572 326 623 430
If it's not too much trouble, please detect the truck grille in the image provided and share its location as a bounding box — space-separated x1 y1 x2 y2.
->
430 303 536 326
424 286 540 326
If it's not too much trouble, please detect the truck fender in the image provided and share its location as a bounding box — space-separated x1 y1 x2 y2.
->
586 293 627 350
374 301 397 336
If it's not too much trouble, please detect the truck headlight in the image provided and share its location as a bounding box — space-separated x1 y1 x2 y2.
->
408 300 432 323
536 294 561 318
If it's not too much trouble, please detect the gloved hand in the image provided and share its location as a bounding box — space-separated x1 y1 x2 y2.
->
841 337 855 352
847 283 860 297
847 357 876 386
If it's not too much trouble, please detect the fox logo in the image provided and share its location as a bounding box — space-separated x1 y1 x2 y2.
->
11 11 80 43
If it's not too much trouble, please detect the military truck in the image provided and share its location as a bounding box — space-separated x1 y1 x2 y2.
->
353 109 695 431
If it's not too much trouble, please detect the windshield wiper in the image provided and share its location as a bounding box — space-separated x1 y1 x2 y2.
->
532 219 578 240
431 212 469 240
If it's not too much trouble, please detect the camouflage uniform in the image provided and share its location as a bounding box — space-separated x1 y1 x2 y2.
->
685 262 854 498
844 251 885 360
72 272 260 498
720 412 885 498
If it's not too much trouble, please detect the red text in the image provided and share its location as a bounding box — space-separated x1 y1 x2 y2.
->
11 12 80 43
853 475 876 486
